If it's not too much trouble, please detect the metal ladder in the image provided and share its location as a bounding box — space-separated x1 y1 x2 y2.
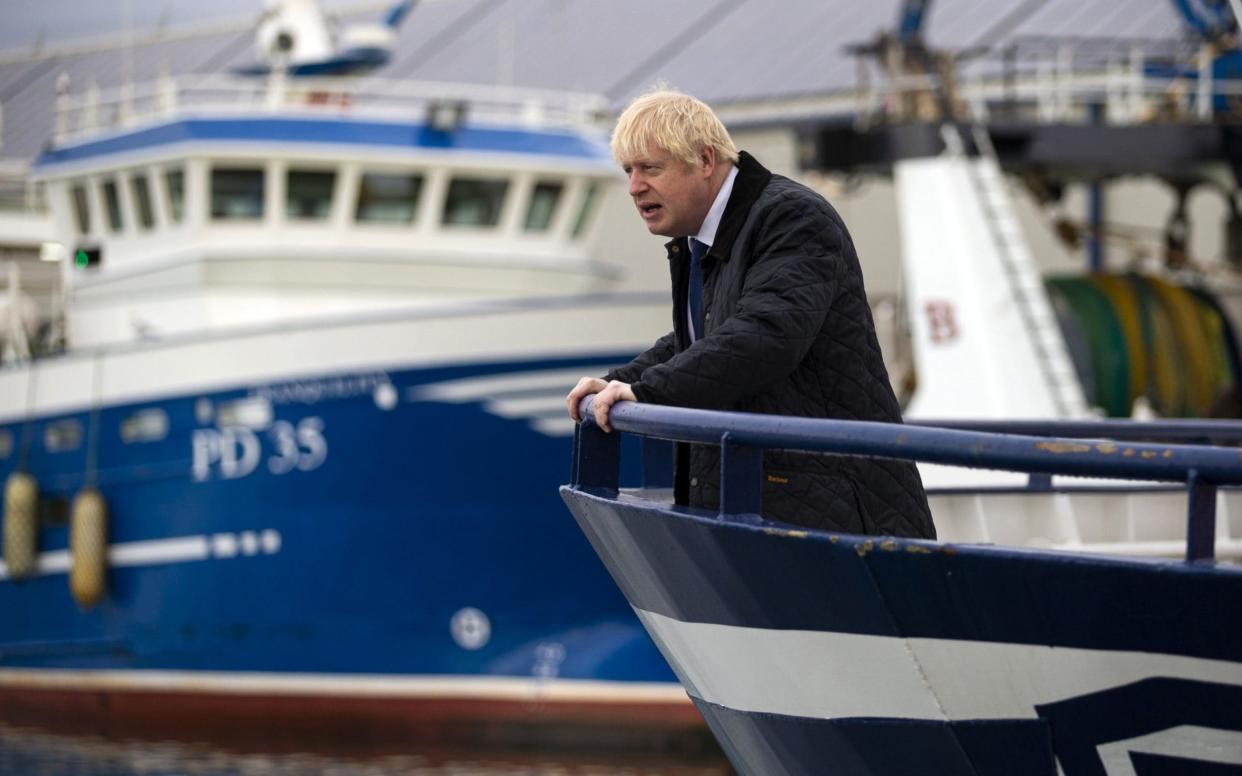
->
946 122 1089 417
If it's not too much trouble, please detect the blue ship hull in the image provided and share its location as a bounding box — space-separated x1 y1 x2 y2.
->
0 353 697 744
562 487 1242 775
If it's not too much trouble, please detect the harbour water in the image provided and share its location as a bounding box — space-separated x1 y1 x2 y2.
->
0 724 732 775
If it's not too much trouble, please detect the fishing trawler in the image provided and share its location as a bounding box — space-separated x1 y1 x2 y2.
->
563 2 1242 773
0 0 700 749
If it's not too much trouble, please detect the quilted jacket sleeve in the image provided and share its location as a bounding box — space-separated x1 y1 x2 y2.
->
604 330 677 384
630 195 841 409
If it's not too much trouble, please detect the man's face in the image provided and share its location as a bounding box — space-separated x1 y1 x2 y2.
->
621 144 715 238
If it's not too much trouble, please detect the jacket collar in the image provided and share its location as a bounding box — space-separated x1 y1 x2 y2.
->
664 150 771 262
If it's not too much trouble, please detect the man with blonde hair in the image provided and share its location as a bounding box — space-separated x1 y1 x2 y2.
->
568 89 933 539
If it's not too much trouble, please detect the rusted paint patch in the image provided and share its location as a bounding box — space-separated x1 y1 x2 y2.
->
1123 448 1135 457
880 539 898 551
1095 443 1118 454
1036 441 1091 454
1162 450 1174 459
906 545 932 554
1141 450 1157 459
855 539 874 558
762 527 808 539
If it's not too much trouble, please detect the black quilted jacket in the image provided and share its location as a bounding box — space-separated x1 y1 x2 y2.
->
606 152 935 539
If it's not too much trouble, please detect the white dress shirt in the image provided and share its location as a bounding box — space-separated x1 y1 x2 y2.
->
687 165 738 340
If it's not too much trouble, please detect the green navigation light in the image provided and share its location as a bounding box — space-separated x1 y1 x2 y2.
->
75 249 89 269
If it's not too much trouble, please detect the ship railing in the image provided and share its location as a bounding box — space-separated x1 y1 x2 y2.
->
851 36 1242 127
51 72 610 145
570 398 1242 564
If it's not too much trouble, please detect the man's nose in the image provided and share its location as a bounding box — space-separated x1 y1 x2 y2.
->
628 172 647 196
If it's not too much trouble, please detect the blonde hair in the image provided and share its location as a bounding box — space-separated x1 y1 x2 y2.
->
610 89 739 169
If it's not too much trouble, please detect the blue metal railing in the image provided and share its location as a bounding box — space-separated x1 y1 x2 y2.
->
909 419 1242 446
571 400 1242 563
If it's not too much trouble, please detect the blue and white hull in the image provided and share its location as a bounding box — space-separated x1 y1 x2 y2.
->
563 480 1242 775
0 296 707 745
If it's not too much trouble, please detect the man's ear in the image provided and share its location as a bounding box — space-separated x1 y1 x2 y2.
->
699 146 717 178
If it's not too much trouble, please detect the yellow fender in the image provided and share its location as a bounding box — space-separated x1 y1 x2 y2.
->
70 488 108 608
3 472 38 580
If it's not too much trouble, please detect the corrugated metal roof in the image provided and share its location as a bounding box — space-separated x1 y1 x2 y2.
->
0 0 1193 162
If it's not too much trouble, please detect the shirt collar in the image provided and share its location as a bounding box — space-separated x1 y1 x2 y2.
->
692 164 738 250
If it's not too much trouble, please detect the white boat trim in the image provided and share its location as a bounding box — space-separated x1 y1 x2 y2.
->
636 608 1242 722
0 667 689 703
0 531 281 581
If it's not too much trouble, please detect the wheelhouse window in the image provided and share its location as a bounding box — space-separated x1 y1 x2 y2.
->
443 177 509 228
70 184 90 234
571 182 601 238
211 167 265 220
524 181 563 232
164 168 185 223
101 179 123 232
355 172 423 224
129 173 155 230
286 169 336 221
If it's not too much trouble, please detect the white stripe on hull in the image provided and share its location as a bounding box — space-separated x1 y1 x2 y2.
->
405 363 619 437
1099 726 1242 773
0 531 279 581
636 608 1242 722
0 668 689 704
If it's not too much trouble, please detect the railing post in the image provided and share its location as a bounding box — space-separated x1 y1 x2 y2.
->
572 418 619 495
56 72 70 139
1186 469 1217 562
1197 45 1213 121
84 80 100 134
642 438 674 489
719 432 761 518
1027 472 1053 492
1128 45 1144 124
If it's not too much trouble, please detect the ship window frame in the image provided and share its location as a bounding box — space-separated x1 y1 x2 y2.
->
215 397 273 429
101 178 124 232
442 175 510 229
43 418 83 453
129 171 156 230
355 171 425 225
70 182 91 235
523 180 564 233
120 408 170 444
209 166 266 222
164 166 185 224
571 181 602 239
285 168 337 222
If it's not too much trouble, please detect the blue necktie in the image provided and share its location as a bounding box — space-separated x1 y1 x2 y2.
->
688 238 707 341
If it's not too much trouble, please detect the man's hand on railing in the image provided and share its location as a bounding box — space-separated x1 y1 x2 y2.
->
567 377 606 422
566 378 636 432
